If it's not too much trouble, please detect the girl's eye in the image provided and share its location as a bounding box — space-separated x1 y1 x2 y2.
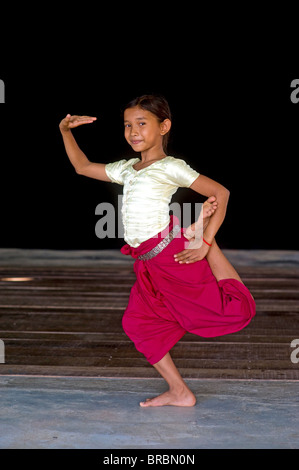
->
124 124 131 128
139 122 146 126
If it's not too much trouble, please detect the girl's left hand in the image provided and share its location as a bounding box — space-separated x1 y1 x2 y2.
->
173 237 210 264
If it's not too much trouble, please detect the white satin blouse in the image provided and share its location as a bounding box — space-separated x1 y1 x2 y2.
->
105 156 200 247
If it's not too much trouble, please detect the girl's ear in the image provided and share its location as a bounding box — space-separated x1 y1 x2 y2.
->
160 118 172 135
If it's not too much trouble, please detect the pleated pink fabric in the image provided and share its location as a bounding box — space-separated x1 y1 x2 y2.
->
121 216 256 365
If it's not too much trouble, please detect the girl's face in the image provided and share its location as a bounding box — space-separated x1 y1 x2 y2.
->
124 106 170 153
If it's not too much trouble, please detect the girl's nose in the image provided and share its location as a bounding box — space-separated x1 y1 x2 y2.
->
131 125 139 136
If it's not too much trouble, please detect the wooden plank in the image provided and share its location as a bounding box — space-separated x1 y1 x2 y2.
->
0 364 298 380
2 336 297 370
0 330 295 344
1 310 299 331
0 262 298 380
3 357 297 374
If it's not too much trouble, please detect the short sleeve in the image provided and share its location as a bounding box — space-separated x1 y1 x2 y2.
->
164 158 200 187
105 159 128 185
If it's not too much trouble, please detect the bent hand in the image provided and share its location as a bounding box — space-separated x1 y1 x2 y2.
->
59 114 97 132
174 237 210 264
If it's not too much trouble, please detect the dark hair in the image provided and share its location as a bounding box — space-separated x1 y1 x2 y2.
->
124 94 172 152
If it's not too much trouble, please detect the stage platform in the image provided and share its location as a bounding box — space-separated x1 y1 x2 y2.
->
0 249 298 449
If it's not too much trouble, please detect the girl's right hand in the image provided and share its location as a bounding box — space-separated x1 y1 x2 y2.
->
59 114 97 132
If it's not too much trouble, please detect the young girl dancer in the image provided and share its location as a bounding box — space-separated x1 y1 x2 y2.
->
59 94 256 408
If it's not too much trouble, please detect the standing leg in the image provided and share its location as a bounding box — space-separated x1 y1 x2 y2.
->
139 198 249 408
139 352 196 407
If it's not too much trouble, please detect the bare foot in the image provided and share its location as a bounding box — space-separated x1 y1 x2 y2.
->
184 196 217 240
140 386 196 408
203 196 218 223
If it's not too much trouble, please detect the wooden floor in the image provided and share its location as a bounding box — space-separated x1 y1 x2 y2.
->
0 263 299 380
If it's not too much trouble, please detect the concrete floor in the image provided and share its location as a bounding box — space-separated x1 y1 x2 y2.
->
0 375 298 449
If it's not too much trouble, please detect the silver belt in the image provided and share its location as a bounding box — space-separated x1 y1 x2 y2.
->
137 225 181 261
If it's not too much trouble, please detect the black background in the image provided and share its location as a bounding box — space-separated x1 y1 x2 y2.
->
1 25 298 252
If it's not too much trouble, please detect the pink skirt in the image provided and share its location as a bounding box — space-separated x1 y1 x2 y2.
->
121 216 256 365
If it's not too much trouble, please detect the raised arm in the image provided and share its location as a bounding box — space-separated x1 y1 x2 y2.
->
59 114 111 181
